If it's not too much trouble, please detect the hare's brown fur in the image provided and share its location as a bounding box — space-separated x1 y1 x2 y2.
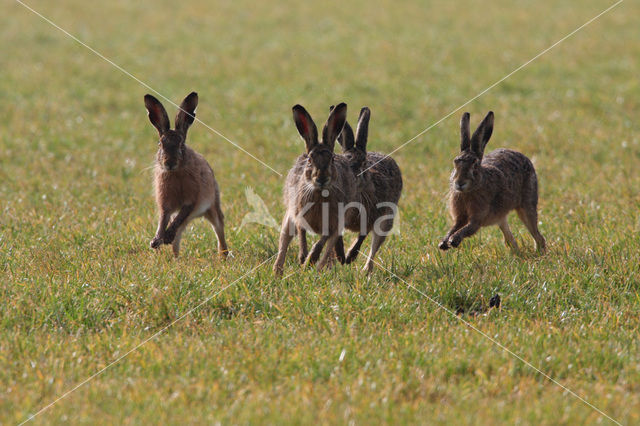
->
439 112 545 252
273 104 357 275
326 107 402 273
144 92 228 258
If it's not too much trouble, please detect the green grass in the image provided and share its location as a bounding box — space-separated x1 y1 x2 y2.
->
1 0 639 423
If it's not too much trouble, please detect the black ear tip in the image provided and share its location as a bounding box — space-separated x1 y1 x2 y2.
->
183 92 198 103
292 104 304 112
487 111 494 118
462 112 470 118
334 102 347 111
331 103 347 119
360 106 371 116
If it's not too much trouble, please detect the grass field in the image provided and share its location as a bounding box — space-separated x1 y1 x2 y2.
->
1 0 639 423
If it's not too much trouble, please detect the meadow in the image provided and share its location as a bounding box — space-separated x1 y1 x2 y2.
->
1 0 639 423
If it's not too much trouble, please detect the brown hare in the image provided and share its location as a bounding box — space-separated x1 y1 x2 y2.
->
317 106 402 273
273 103 357 275
439 111 546 253
144 92 228 258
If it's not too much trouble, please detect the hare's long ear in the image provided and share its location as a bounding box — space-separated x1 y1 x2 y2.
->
175 92 198 137
144 94 170 136
293 104 319 152
471 111 494 156
340 122 355 151
355 107 370 151
330 105 354 152
460 112 471 152
321 102 347 152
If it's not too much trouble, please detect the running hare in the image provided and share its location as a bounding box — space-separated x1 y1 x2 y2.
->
330 106 403 273
439 111 546 252
144 92 228 258
273 103 357 275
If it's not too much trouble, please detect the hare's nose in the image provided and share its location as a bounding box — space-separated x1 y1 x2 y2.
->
316 176 328 186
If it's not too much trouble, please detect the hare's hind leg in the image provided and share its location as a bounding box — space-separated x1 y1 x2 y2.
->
171 223 188 258
205 204 228 257
517 174 546 253
363 217 394 274
498 217 519 251
516 207 546 253
274 214 295 275
363 232 387 274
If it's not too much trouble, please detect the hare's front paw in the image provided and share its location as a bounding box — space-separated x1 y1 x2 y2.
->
163 229 176 244
345 251 357 264
448 235 461 248
306 250 320 266
150 237 164 249
438 239 450 250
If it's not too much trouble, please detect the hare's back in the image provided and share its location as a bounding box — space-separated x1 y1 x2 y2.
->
482 149 535 180
366 152 403 203
189 149 216 179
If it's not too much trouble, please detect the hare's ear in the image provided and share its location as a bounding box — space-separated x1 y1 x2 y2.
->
329 106 354 152
175 92 198 136
460 112 471 152
355 107 370 151
144 94 170 136
340 122 355 151
321 102 347 152
293 104 319 152
471 111 494 155
329 106 353 152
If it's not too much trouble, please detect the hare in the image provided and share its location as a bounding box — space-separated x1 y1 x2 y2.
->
439 111 546 253
332 106 403 273
273 103 357 275
144 92 228 258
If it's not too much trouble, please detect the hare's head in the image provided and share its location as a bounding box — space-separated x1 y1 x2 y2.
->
451 111 494 192
293 103 347 190
144 92 198 171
